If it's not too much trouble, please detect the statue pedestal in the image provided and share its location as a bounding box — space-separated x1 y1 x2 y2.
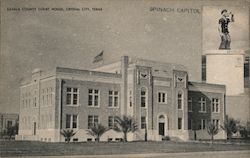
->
205 50 245 96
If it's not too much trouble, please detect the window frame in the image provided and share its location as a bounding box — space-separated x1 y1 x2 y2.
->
66 87 79 106
88 89 100 107
212 119 220 128
188 97 193 112
199 97 206 113
108 116 117 128
158 91 167 104
188 119 192 130
88 115 99 129
140 88 147 108
178 117 182 130
177 92 183 110
212 98 220 113
65 114 78 129
108 90 119 108
141 116 146 129
200 119 207 130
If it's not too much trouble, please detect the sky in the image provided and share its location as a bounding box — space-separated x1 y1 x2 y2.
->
0 0 249 113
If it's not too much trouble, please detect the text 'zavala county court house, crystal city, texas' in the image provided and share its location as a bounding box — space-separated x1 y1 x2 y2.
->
16 56 229 142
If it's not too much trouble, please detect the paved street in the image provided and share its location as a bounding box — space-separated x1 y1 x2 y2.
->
6 150 250 158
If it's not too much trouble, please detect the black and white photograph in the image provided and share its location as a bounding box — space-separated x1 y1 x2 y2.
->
0 0 249 158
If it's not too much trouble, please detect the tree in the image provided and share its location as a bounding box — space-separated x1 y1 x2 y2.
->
220 117 238 140
5 123 18 140
207 122 219 144
60 129 76 143
238 121 250 138
246 121 250 137
86 123 109 142
113 115 138 142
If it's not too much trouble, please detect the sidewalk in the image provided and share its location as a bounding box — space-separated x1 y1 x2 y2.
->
5 150 250 158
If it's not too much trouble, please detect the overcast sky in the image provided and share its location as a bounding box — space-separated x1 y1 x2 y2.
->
0 0 249 113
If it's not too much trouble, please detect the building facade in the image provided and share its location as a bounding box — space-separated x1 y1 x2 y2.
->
0 113 19 136
17 56 226 142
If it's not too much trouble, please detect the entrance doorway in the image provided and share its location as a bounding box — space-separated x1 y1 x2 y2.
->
158 115 166 136
159 123 165 136
33 122 36 135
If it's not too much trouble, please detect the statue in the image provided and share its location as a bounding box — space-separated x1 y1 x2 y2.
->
218 9 234 50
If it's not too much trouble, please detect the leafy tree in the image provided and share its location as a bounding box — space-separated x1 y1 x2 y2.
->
113 115 138 142
60 129 76 143
86 123 109 142
220 117 238 140
5 123 18 140
207 122 219 144
238 121 250 138
238 125 248 138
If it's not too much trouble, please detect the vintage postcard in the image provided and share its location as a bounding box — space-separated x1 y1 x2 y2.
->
0 0 249 157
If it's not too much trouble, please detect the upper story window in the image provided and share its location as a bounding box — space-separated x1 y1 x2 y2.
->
141 88 147 108
158 92 167 104
212 98 220 113
88 89 99 107
177 92 183 109
188 97 192 112
199 97 206 112
66 114 78 129
108 91 119 107
66 88 79 106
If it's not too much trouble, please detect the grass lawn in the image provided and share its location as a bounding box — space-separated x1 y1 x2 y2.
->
0 140 250 157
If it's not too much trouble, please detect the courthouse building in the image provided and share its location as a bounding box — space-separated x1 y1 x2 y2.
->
17 56 226 142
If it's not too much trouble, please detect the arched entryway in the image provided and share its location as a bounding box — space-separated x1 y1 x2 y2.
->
158 114 167 136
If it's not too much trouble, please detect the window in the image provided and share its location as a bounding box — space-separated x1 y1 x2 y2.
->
108 116 117 128
46 88 49 105
199 97 206 112
72 115 77 128
199 119 207 130
88 115 99 129
212 119 220 128
66 114 78 129
212 98 220 113
88 89 99 107
158 92 167 104
7 121 12 128
129 91 132 107
66 115 71 128
108 91 119 107
141 116 146 129
178 118 182 130
87 138 92 142
73 138 78 142
177 92 183 109
66 88 78 106
141 88 146 108
188 119 192 130
188 97 192 112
